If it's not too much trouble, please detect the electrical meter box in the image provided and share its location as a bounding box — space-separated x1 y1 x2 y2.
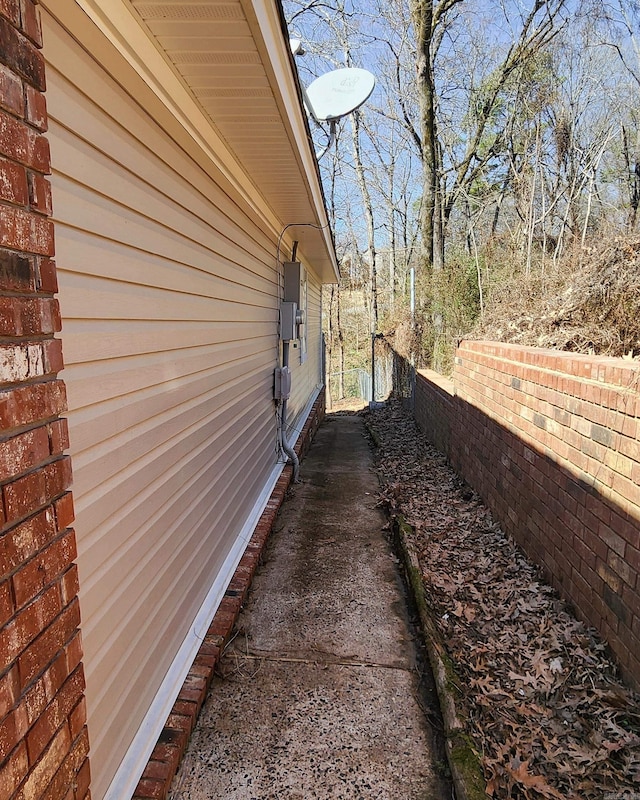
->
280 301 298 341
283 262 305 305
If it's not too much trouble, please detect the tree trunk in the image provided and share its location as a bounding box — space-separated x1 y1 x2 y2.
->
411 0 438 274
351 109 379 331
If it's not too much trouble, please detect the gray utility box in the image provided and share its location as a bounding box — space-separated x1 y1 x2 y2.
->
280 301 298 342
283 261 304 305
274 366 292 400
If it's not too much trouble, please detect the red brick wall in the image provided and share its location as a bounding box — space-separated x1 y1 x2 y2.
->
0 2 90 797
411 340 640 688
415 368 454 456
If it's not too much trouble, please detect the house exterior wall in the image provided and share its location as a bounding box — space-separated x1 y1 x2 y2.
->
410 341 640 689
41 9 327 798
0 1 89 797
287 274 323 425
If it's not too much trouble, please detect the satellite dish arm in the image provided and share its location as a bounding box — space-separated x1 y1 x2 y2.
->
300 81 321 124
315 119 337 160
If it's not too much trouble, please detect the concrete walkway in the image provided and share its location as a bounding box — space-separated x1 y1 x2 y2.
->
169 414 448 799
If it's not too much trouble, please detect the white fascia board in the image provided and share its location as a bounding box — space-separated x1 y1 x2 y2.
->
44 0 284 242
241 0 339 282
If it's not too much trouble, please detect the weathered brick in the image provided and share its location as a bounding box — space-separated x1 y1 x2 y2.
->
0 582 61 672
0 14 85 796
0 155 28 205
170 699 198 720
64 629 83 676
21 672 48 729
42 337 63 375
0 0 20 26
0 700 29 760
75 755 91 800
0 108 49 170
68 695 86 741
598 521 627 558
12 529 76 609
165 713 191 735
156 726 187 756
17 598 80 689
48 419 69 456
36 258 57 293
3 467 47 523
42 456 72 499
0 204 54 255
142 760 172 781
608 550 635 588
0 426 49 481
407 343 640 687
133 778 166 800
0 342 45 384
626 544 640 575
0 14 44 89
60 563 79 606
23 298 58 336
33 646 70 713
149 742 181 771
0 507 56 577
0 297 54 336
0 741 29 798
24 84 46 131
0 665 19 717
0 380 67 431
26 666 85 763
16 722 71 800
42 729 90 800
27 171 51 214
19 0 42 49
53 492 74 533
0 577 14 624
0 297 15 333
0 250 35 291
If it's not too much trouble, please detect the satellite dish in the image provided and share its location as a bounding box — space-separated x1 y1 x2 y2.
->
304 67 375 122
290 38 304 56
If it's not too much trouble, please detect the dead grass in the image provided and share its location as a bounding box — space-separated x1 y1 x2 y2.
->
474 238 640 358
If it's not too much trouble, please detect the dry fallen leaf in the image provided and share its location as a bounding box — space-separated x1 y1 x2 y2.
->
368 399 640 800
506 759 567 799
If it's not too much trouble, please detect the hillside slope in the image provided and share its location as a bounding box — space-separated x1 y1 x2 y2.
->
472 239 640 359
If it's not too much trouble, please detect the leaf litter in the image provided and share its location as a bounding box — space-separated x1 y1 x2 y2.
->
365 399 640 799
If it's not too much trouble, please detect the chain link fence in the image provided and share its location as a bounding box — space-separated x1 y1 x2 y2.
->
326 339 415 408
328 368 372 403
378 337 415 410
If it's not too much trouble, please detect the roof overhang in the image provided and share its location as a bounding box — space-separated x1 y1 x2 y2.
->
42 0 339 283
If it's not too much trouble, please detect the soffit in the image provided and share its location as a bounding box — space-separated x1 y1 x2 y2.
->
129 0 338 282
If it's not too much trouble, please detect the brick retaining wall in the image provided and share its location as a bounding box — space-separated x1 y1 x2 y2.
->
411 340 640 688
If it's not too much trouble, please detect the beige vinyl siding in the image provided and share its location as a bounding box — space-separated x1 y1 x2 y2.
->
43 12 313 797
286 272 323 431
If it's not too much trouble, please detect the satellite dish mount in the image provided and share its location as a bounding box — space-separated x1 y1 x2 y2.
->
289 45 375 159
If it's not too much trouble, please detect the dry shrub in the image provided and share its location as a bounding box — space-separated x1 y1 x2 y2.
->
474 237 640 358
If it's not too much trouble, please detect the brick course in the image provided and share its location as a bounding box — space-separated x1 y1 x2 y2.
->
409 340 640 689
0 3 89 797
